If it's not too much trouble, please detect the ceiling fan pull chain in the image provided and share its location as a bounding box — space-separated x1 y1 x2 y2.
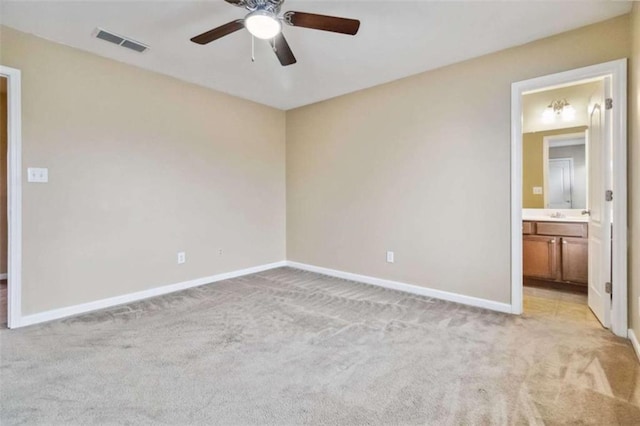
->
251 35 255 62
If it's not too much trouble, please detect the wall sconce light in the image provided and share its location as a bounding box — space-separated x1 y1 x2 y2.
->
542 99 576 123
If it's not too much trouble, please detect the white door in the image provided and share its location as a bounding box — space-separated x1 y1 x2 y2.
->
547 158 573 208
587 77 612 327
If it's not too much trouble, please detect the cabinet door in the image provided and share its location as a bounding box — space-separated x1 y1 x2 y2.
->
523 235 558 280
561 237 588 284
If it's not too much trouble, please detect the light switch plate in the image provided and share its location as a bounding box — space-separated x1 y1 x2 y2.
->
386 251 394 263
27 167 48 183
533 186 543 195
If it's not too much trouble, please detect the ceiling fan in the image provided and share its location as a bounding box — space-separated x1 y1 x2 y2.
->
190 0 360 66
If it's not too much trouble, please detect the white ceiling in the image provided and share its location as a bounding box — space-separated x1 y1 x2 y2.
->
523 80 601 133
0 1 632 110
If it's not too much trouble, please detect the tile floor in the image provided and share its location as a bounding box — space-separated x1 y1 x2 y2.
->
523 284 602 328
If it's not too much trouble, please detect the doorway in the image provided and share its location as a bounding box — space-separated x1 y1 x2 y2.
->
0 76 6 326
510 59 628 338
0 65 22 329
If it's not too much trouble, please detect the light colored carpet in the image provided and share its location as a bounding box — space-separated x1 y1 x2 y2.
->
1 267 639 424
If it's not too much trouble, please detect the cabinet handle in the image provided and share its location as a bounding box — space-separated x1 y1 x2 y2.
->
562 240 567 244
549 239 556 244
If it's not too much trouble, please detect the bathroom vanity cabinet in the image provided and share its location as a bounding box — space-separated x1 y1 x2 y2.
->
522 221 588 286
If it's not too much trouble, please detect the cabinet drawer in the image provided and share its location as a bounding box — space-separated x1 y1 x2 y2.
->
522 222 535 235
536 222 587 238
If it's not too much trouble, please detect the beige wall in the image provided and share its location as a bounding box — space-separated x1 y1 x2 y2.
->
629 4 640 339
286 15 630 304
522 126 587 209
0 26 286 315
0 90 6 275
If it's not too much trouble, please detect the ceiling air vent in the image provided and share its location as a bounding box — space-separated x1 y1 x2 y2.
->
94 28 149 53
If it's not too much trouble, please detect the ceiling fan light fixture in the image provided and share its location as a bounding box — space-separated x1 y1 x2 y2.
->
245 10 281 40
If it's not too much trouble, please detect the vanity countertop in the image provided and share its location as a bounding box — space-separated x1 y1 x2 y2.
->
522 215 588 223
522 209 589 223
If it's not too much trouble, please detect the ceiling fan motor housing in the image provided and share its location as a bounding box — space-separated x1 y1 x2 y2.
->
235 0 284 14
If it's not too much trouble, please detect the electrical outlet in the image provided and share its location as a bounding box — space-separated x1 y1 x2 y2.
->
27 167 48 183
533 186 543 195
177 251 186 264
218 249 223 256
386 251 394 263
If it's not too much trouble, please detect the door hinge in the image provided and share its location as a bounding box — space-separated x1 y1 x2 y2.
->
605 98 613 110
605 282 612 294
605 189 613 202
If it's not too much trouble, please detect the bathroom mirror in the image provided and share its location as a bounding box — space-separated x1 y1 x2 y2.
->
522 128 587 210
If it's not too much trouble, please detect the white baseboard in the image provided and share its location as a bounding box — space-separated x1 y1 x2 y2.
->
0 273 7 280
286 261 513 314
14 261 287 328
628 329 640 363
12 259 515 328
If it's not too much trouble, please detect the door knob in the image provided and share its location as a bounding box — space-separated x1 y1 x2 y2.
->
581 210 591 216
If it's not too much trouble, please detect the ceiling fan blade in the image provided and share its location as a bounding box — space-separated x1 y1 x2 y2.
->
270 33 297 66
191 19 244 45
224 0 246 7
283 11 360 35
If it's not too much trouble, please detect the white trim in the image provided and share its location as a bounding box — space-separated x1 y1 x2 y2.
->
542 136 549 208
0 273 7 280
13 261 287 328
546 132 586 148
11 259 516 328
511 77 524 315
610 60 628 339
0 66 22 330
629 329 640 364
286 261 513 314
511 59 628 337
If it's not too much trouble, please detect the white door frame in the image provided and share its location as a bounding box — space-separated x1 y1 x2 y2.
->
510 58 627 337
0 65 22 329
